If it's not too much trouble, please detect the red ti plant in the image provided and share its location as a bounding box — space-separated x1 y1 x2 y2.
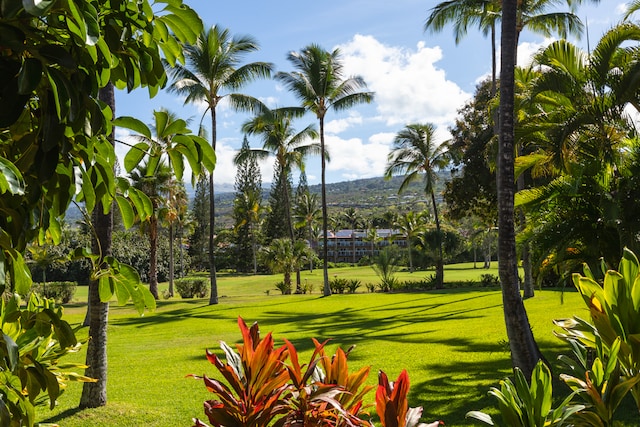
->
376 370 443 427
191 317 290 427
278 338 373 426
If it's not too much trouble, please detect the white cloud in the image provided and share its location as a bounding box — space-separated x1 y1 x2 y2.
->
325 112 364 134
616 3 628 15
324 133 393 180
517 38 554 67
337 35 470 127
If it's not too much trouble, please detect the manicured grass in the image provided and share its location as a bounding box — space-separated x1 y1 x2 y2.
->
37 265 635 426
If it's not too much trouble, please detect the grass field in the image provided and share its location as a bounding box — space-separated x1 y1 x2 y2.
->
34 264 636 426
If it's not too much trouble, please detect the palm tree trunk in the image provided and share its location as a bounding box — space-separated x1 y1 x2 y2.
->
209 110 218 305
169 222 174 297
320 118 331 296
431 191 444 288
80 83 113 409
498 0 542 380
149 213 159 299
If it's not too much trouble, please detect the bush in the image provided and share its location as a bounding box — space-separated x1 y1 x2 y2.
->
274 281 290 295
480 273 500 287
175 278 208 298
329 277 348 294
346 279 361 293
31 281 77 303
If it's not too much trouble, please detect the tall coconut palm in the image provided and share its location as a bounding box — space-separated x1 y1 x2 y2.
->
394 211 426 273
130 160 173 300
166 25 273 305
238 107 320 245
385 123 449 287
498 0 543 379
293 192 321 271
275 45 374 297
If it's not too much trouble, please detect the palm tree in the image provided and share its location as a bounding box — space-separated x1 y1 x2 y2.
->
342 207 362 266
167 25 273 305
261 238 314 294
385 123 449 287
425 0 501 93
515 23 640 271
394 211 426 273
239 107 320 242
275 45 374 297
164 178 188 297
130 160 173 300
293 192 321 271
498 0 543 379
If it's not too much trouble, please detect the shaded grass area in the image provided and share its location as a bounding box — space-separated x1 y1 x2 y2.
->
38 265 636 426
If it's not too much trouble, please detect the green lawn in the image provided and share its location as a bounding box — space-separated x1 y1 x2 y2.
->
36 264 635 426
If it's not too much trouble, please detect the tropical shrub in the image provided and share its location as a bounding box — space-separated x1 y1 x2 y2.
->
175 278 208 298
0 292 95 426
329 277 349 294
466 360 582 427
346 279 361 293
479 274 499 287
30 281 77 303
191 317 442 427
555 247 640 416
275 280 291 295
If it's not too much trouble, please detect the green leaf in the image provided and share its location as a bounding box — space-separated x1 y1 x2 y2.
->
0 157 25 195
17 58 42 95
1 333 18 372
22 0 55 16
81 169 96 213
98 275 113 302
8 251 31 296
124 143 149 173
115 195 135 229
39 45 76 69
113 116 152 140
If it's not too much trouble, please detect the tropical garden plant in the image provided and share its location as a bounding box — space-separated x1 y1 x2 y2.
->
191 317 442 427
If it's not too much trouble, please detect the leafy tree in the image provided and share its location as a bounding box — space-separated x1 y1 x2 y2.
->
372 246 402 292
0 0 204 411
276 44 374 297
385 123 449 288
167 25 273 305
233 136 263 273
497 0 543 379
190 173 210 271
164 177 188 296
444 79 497 226
263 164 293 243
293 192 321 271
394 211 427 273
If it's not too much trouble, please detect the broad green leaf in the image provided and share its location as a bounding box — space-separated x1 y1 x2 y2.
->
98 275 113 303
115 195 135 229
167 150 184 180
22 0 55 16
114 277 131 306
17 58 42 95
153 110 169 137
162 117 188 137
1 333 18 372
39 45 76 69
83 7 100 45
127 187 153 221
124 142 149 172
81 169 96 213
8 251 31 296
619 247 639 290
113 116 152 140
0 157 25 195
603 271 623 313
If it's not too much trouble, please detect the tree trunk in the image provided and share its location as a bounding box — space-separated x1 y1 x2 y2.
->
431 191 444 288
498 0 542 380
148 213 159 299
169 222 174 297
209 109 218 305
320 117 331 296
80 83 113 409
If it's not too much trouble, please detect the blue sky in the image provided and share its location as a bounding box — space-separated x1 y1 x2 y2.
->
115 0 625 189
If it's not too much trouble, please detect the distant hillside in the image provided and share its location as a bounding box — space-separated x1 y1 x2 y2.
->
65 174 448 228
214 174 447 227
